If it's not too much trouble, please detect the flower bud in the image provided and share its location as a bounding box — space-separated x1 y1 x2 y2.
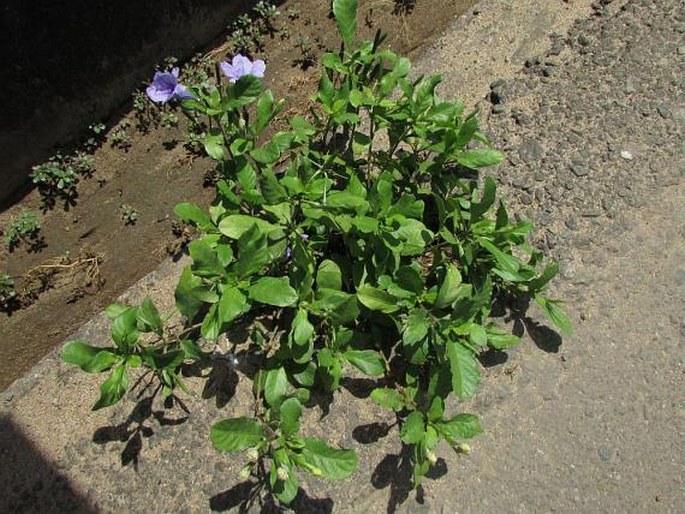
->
455 442 471 454
277 466 289 481
246 448 259 461
426 450 438 465
239 464 252 480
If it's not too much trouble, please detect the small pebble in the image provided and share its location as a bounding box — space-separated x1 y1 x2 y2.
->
620 150 634 160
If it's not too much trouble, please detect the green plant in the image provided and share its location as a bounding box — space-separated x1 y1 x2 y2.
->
69 151 95 177
160 112 179 128
120 204 138 225
85 122 106 151
3 210 42 252
110 121 132 150
294 35 317 69
62 0 569 506
0 273 18 312
227 0 281 54
30 156 79 210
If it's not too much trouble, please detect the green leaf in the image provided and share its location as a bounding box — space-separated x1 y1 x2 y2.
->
471 176 497 220
218 287 247 324
403 309 429 345
457 148 504 169
249 277 298 307
173 203 213 231
290 309 314 363
311 288 360 325
435 264 462 309
61 341 118 373
300 437 357 480
446 342 481 400
478 238 521 274
469 324 488 347
111 307 139 350
332 0 358 47
400 411 425 444
218 215 278 239
203 129 225 161
264 367 289 406
426 396 444 422
236 225 271 278
93 364 129 410
137 297 163 333
317 259 342 290
369 387 405 411
256 90 276 132
456 114 479 149
527 261 559 294
486 327 520 350
357 285 400 313
434 413 482 440
189 239 224 277
271 462 299 504
210 417 264 452
224 75 262 108
534 296 572 336
175 266 218 320
105 303 128 320
260 169 288 204
343 350 385 376
279 397 302 436
201 303 221 341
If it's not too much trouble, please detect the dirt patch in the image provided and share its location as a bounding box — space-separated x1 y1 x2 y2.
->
0 0 477 391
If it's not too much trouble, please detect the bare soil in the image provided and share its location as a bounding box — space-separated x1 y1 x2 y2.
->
0 0 477 391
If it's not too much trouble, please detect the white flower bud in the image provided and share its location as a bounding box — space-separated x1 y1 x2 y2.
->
239 464 252 480
277 466 289 481
426 450 438 465
456 442 471 454
246 448 259 461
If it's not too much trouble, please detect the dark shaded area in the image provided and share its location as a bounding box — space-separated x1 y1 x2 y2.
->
342 376 380 399
353 421 393 444
0 413 95 513
210 478 334 513
524 318 563 353
371 445 430 514
478 348 509 368
92 391 188 469
0 0 284 206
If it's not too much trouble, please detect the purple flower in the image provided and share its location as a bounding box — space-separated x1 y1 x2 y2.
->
220 55 266 83
146 67 194 104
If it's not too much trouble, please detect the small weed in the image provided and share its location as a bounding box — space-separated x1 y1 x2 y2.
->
184 117 207 156
31 156 79 210
3 210 43 252
294 36 318 69
84 122 106 152
181 53 214 89
161 112 179 129
69 151 95 177
133 91 158 132
110 121 132 150
0 274 18 312
120 204 138 225
227 1 280 54
254 0 280 33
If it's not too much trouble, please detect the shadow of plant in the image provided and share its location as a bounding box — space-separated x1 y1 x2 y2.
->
371 444 446 513
210 478 334 513
92 390 188 469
